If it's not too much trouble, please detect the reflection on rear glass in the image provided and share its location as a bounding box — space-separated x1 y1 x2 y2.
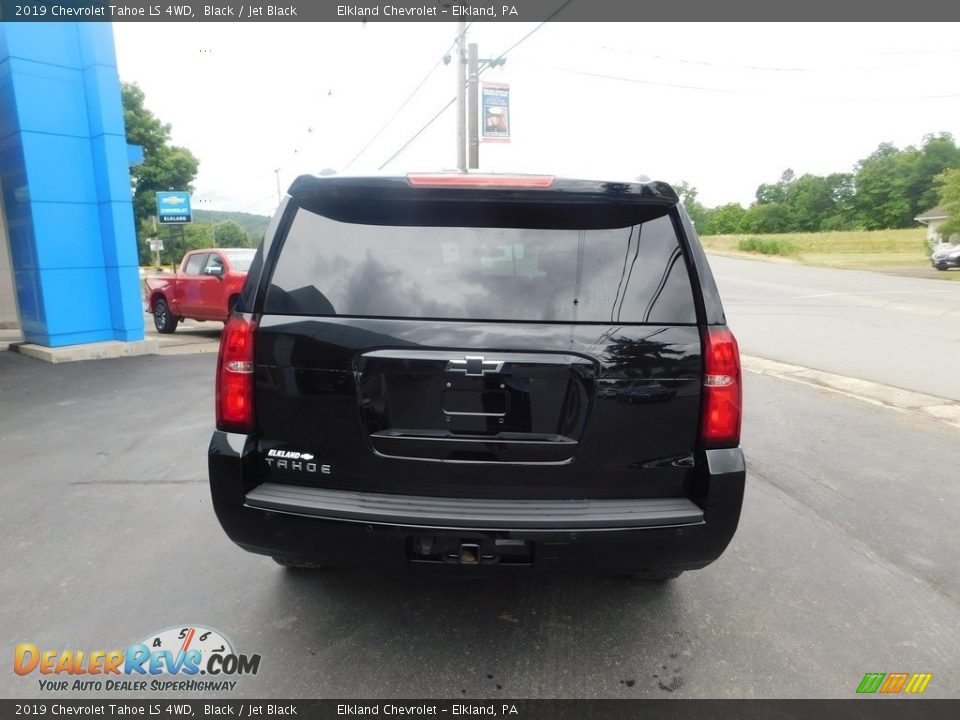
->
265 211 696 324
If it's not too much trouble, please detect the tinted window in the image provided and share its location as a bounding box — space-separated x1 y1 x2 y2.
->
206 254 224 272
184 253 207 276
265 210 695 323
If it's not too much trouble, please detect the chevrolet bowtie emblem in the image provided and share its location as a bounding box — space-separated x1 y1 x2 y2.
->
446 356 504 377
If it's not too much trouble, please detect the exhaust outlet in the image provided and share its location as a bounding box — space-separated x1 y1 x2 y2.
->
459 543 481 565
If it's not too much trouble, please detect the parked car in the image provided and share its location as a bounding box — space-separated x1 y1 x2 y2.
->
931 243 960 271
208 174 745 580
144 248 255 333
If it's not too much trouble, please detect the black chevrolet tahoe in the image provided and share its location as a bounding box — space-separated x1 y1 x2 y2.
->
208 173 745 579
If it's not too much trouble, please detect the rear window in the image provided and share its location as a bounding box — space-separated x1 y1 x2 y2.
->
264 209 696 323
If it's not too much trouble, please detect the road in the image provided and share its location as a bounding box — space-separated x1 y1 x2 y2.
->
1 350 957 699
709 255 960 401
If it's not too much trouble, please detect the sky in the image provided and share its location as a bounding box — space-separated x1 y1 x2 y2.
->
112 21 960 216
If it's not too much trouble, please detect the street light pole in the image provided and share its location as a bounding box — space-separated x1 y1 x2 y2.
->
274 168 282 204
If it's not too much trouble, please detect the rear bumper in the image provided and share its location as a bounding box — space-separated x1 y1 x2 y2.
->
208 432 745 573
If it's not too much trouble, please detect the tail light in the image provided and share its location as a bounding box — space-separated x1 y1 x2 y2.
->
699 327 742 448
216 316 257 433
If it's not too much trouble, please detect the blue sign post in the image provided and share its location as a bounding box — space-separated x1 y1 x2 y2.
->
156 191 192 224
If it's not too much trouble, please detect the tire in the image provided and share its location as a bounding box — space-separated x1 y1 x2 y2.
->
272 556 329 570
228 295 240 315
934 263 948 271
153 298 179 334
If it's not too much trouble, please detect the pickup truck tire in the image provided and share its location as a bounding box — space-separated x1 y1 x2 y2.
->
153 298 179 334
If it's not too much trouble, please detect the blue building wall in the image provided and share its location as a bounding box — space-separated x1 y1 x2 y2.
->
0 22 144 347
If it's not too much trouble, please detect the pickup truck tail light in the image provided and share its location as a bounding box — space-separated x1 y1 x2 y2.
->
699 327 742 448
216 316 256 433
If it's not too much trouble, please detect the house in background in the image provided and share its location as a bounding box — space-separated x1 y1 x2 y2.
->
914 205 956 247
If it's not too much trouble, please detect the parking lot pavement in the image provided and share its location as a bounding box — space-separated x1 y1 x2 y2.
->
142 313 222 355
1 350 958 699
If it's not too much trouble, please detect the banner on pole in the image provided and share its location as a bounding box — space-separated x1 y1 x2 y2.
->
481 82 510 143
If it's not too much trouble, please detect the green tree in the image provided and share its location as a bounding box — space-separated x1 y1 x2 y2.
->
852 143 916 230
740 203 792 234
820 173 857 230
212 221 250 248
672 181 710 230
935 168 960 236
850 136 960 230
780 172 856 232
702 203 747 235
755 168 795 205
908 133 960 214
122 83 200 246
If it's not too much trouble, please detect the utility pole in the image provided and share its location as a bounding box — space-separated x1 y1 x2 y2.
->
455 21 467 172
274 168 282 204
468 47 506 171
467 43 479 170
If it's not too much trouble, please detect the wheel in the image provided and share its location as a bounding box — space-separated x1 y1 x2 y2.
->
272 556 329 570
153 298 179 334
934 263 948 271
228 295 239 315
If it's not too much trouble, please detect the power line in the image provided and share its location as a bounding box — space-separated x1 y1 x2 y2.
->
597 44 960 73
377 2 573 169
235 194 277 213
378 97 456 170
486 1 574 68
538 65 763 96
288 25 477 176
344 34 463 171
530 62 960 102
597 45 811 73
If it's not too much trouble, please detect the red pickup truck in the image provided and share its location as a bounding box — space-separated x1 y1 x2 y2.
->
144 248 255 333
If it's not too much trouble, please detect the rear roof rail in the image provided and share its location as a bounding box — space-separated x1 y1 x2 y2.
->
287 173 680 206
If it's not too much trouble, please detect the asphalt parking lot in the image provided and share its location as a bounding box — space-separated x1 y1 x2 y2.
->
1 346 957 699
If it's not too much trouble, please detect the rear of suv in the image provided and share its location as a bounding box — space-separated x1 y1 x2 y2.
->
208 174 745 578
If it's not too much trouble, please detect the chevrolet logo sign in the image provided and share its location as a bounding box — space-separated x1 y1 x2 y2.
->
446 356 504 377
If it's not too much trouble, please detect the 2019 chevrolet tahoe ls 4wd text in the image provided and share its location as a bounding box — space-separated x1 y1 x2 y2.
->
208 174 745 579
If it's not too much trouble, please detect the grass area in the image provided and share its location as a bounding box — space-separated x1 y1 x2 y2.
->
700 228 960 280
736 237 799 256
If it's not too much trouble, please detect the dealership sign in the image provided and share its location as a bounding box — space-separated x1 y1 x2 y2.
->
156 191 192 224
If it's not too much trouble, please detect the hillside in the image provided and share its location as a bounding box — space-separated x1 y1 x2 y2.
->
192 209 271 243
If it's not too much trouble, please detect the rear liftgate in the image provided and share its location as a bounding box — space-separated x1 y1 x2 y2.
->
358 348 597 566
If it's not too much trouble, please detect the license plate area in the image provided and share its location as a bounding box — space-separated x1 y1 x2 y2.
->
355 349 598 462
442 386 509 417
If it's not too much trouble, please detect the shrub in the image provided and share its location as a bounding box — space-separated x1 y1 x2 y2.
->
737 237 799 256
